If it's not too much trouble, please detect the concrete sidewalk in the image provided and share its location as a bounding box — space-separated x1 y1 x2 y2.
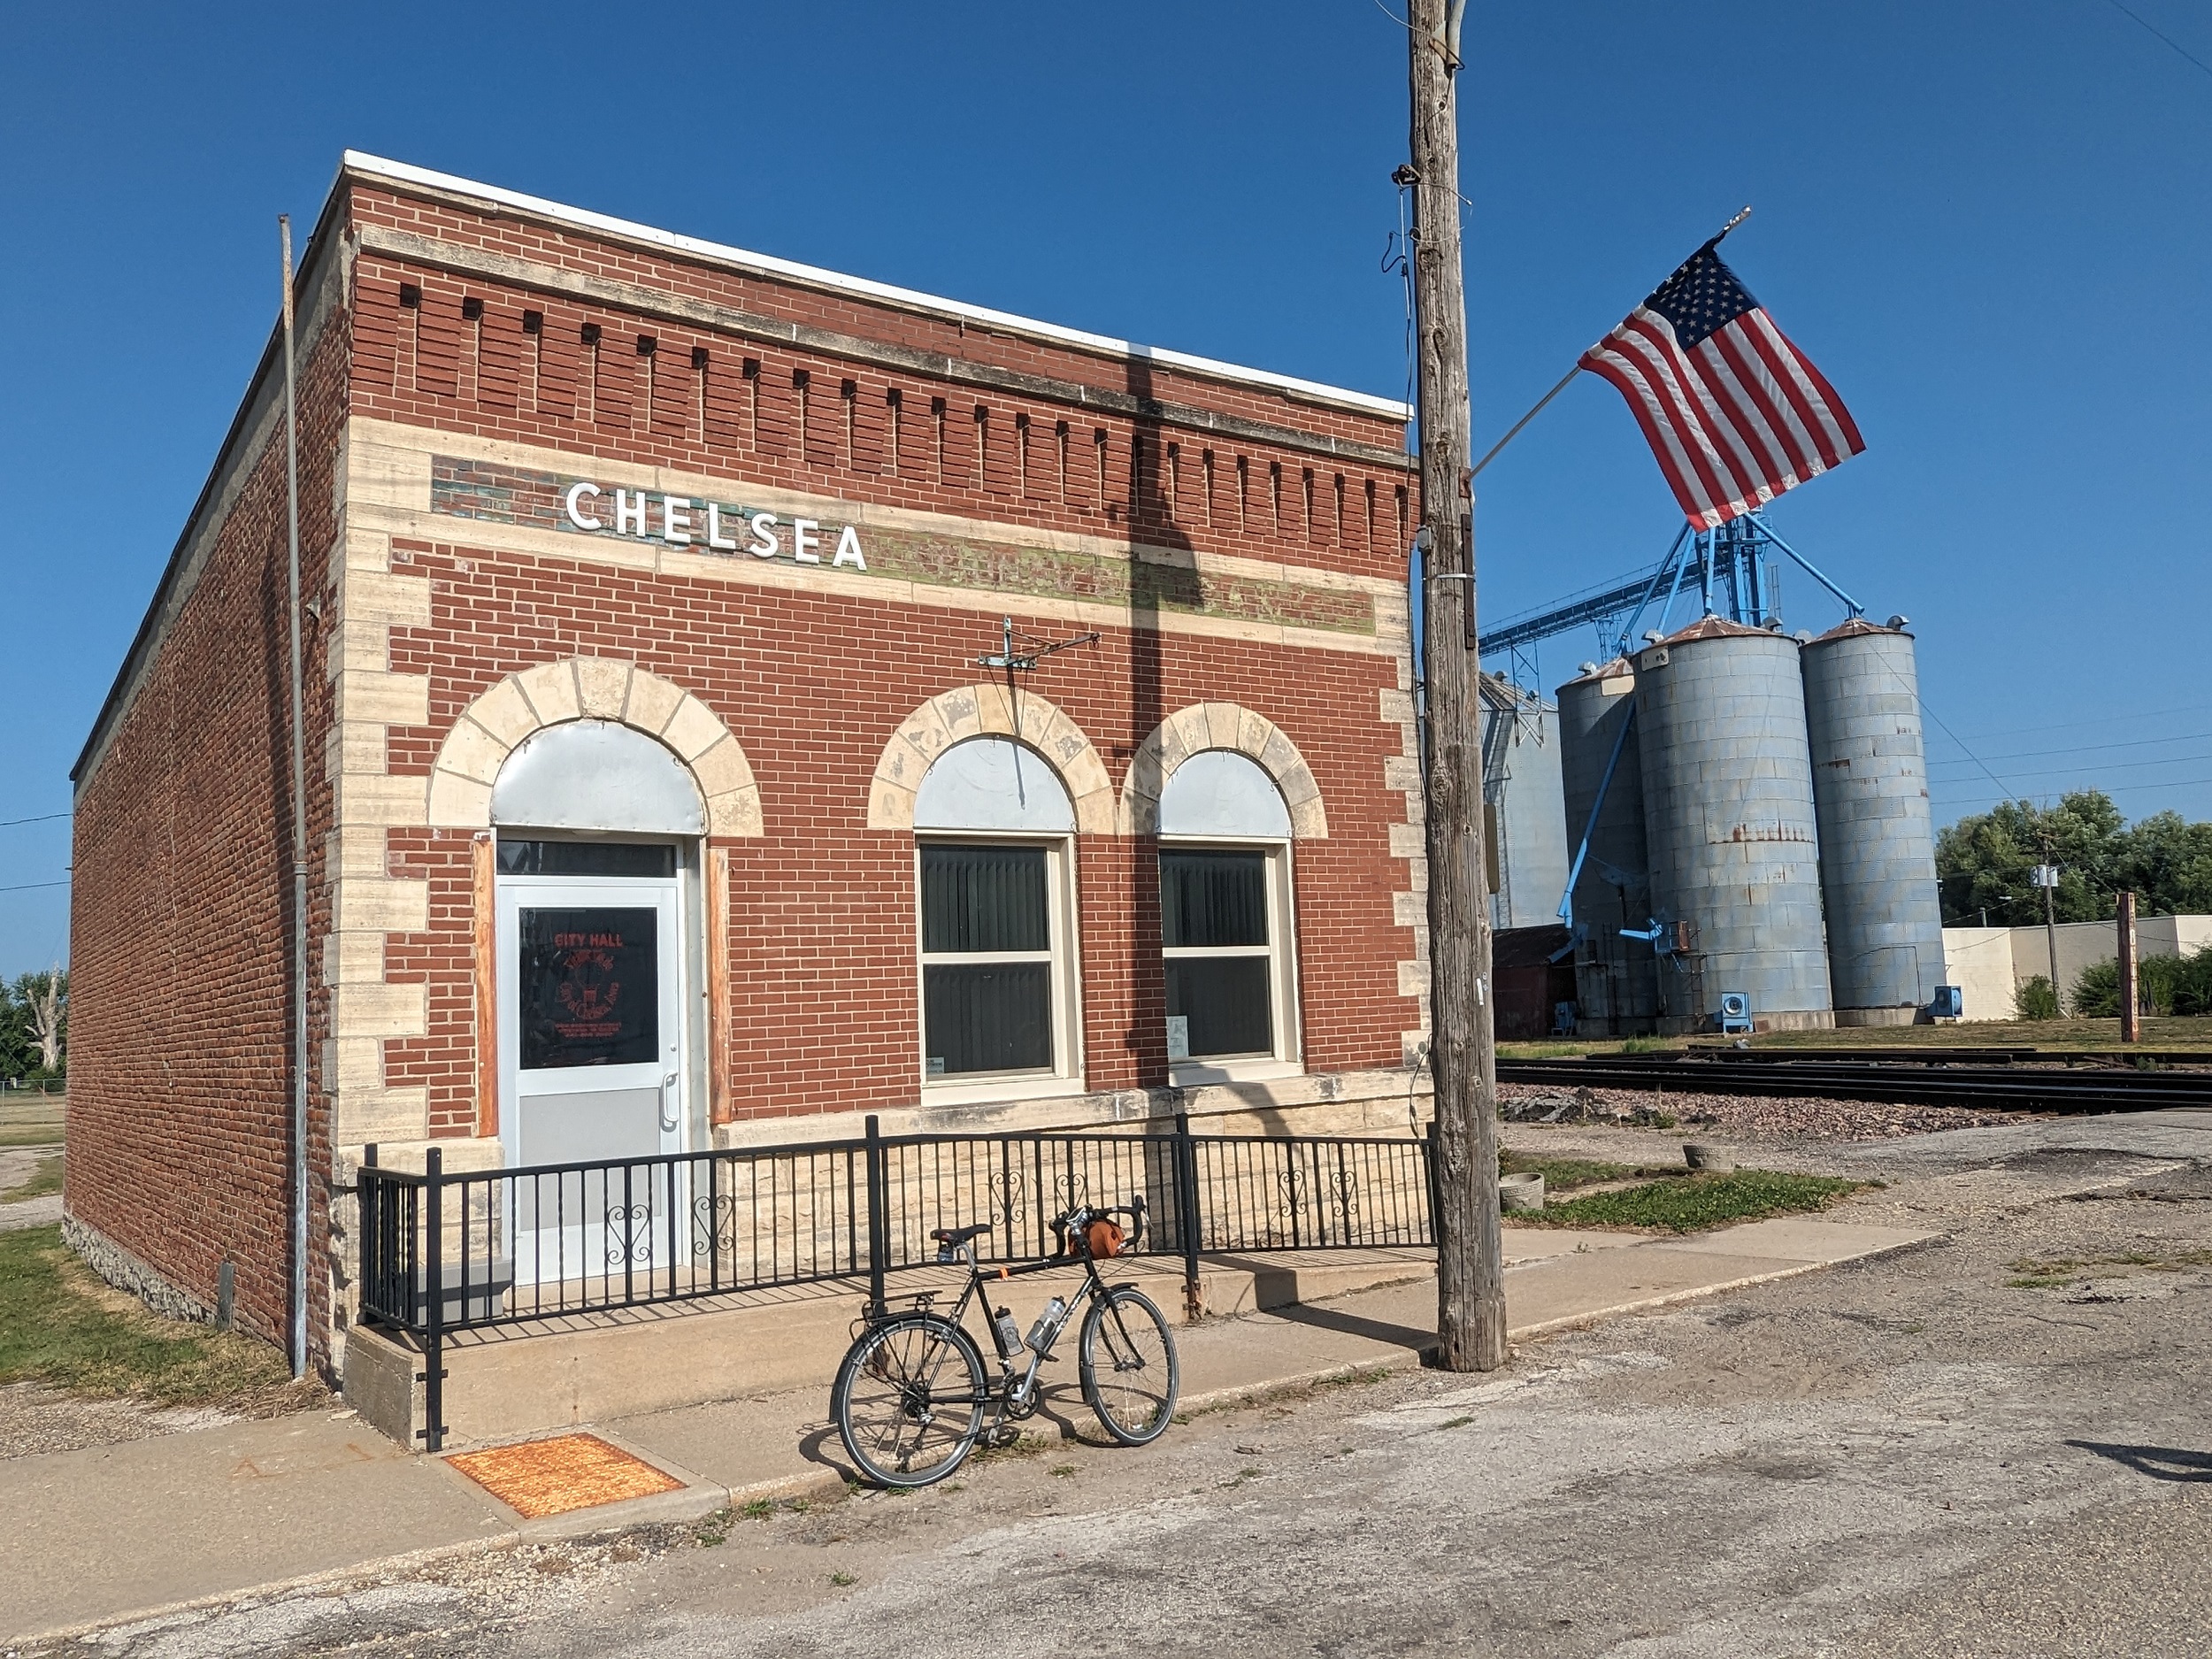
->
0 1215 1931 1645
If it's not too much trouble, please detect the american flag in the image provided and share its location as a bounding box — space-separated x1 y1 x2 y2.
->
1579 240 1863 527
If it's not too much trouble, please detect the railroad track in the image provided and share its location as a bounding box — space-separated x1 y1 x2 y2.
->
1494 1051 2212 1114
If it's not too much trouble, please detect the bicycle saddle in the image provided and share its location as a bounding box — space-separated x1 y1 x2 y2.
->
928 1223 991 1245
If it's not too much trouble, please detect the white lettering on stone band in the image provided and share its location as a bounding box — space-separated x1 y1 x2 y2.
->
552 480 868 573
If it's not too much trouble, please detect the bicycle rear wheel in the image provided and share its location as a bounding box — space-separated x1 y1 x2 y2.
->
1079 1286 1179 1446
833 1312 988 1487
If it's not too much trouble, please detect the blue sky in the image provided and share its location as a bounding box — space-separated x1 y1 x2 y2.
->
3 1 2208 975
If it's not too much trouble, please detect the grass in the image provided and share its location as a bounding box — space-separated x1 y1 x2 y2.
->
1505 1171 1866 1233
1498 1149 1640 1193
2006 1248 2212 1288
0 1223 292 1404
1496 1037 1687 1060
2 1152 63 1203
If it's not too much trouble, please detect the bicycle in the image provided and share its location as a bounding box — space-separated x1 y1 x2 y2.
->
830 1196 1181 1488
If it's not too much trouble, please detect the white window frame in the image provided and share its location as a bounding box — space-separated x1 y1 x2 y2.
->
915 831 1087 1106
1161 835 1302 1087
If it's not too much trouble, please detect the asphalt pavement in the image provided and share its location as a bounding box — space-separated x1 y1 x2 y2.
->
16 1109 2212 1659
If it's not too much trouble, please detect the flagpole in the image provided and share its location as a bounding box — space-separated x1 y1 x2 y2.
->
1467 365 1578 480
1463 206 1752 483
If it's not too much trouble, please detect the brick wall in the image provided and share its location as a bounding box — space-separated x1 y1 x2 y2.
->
380 543 1409 1128
65 306 347 1356
66 160 1423 1363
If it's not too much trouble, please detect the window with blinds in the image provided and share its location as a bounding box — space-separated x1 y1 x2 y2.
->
919 843 1059 1079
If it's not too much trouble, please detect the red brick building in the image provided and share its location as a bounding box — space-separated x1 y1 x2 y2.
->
66 154 1427 1374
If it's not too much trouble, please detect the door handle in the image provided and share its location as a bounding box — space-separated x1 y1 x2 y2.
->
659 1071 680 1133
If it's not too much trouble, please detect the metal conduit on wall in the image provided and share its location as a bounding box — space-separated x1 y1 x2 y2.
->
1800 619 1947 1025
1635 618 1833 1032
1555 658 1662 1034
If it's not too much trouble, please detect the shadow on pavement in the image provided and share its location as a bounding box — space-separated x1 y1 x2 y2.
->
2066 1440 2212 1483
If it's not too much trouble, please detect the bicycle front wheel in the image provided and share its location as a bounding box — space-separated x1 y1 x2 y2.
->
833 1312 988 1487
1079 1286 1179 1446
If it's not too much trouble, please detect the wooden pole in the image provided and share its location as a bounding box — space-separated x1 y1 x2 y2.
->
1405 0 1507 1372
2118 889 2140 1042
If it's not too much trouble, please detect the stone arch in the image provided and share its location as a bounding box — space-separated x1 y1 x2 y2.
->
867 683 1114 833
1118 703 1328 839
426 657 763 837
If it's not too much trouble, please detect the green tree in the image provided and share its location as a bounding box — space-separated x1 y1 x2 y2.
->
1936 791 2127 926
0 971 66 1080
0 987 32 1080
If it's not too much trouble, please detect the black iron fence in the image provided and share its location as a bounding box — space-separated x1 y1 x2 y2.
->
357 1114 1436 1449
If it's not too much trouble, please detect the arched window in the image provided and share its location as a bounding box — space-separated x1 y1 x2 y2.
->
912 738 1081 1097
492 720 704 835
1156 750 1300 1079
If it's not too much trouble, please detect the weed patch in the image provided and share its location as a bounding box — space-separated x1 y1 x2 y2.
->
2 1152 63 1202
0 1225 294 1405
1507 1171 1864 1233
1498 1150 1638 1193
2006 1248 2212 1288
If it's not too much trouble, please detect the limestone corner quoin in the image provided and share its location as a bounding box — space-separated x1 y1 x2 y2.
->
64 152 1430 1378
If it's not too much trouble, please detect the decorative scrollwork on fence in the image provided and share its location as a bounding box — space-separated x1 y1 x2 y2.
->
1332 1167 1361 1228
989 1170 1026 1229
604 1202 656 1266
1278 1164 1306 1222
692 1192 737 1258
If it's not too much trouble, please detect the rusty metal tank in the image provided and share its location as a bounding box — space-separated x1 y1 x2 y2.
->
1633 616 1832 1030
1801 618 1947 1024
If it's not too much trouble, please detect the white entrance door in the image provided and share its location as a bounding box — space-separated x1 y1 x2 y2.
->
496 841 688 1291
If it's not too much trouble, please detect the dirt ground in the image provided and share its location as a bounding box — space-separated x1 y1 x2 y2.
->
24 1107 2211 1659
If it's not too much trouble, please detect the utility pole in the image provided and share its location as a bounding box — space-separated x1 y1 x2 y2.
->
1403 0 1507 1372
2034 860 2062 1016
2118 889 2140 1042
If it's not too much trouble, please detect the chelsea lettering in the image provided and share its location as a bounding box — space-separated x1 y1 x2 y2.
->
562 482 868 572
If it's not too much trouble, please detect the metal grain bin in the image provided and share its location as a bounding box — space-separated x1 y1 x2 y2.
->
1801 618 1947 1024
1479 675 1571 933
1555 657 1661 1034
1635 618 1832 1031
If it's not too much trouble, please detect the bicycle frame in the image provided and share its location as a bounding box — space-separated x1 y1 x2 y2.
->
895 1210 1155 1422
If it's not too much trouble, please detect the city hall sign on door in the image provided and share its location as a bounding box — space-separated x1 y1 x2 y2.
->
562 483 869 571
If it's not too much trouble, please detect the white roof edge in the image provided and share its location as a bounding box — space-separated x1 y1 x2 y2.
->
338 152 1413 424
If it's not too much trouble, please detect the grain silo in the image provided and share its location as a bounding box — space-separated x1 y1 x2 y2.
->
1478 673 1571 933
1635 617 1833 1032
1800 618 1947 1024
1555 657 1661 1034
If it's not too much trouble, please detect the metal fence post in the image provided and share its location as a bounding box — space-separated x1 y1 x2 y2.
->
1423 1118 1441 1248
421 1147 446 1454
361 1143 379 1321
1175 1112 1203 1322
864 1114 887 1319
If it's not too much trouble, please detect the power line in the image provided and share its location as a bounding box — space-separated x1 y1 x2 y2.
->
1930 699 2212 746
1937 774 2212 803
0 812 69 831
1932 750 2212 783
0 879 69 894
2103 0 2212 81
1927 730 2212 766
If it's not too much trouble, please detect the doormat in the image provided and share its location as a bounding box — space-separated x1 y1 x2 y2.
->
447 1433 685 1519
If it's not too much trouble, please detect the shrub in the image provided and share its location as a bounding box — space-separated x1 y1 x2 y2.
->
2014 975 2061 1021
2074 951 2200 1019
